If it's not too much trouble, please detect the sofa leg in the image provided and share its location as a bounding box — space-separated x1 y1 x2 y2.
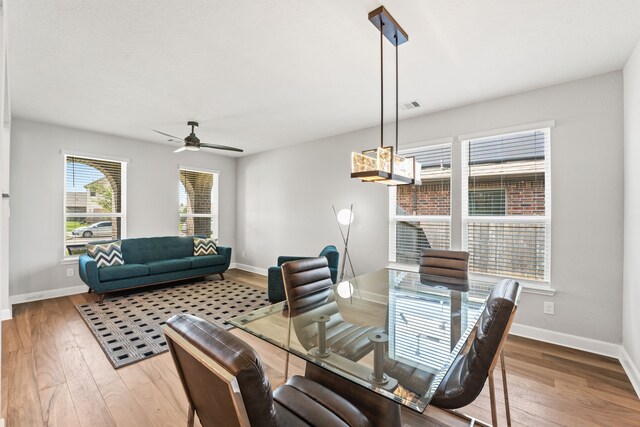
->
87 288 93 294
97 293 106 303
219 273 225 280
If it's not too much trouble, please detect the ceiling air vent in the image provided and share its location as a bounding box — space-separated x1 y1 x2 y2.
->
400 100 421 111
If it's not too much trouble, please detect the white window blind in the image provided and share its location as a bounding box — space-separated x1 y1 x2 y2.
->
179 168 219 239
64 155 127 257
389 143 452 264
462 128 551 283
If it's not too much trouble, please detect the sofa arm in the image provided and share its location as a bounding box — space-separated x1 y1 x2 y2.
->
267 266 286 302
216 246 232 270
79 254 100 289
277 255 311 266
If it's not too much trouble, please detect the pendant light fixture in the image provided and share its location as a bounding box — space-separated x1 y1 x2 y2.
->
351 6 420 186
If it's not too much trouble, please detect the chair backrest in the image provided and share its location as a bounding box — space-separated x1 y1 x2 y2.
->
164 314 278 427
437 279 520 407
281 257 334 315
419 249 469 279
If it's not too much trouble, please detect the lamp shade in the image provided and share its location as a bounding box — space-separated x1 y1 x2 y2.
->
337 281 354 298
337 208 354 226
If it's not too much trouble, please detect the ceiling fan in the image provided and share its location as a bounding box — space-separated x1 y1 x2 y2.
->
152 121 243 153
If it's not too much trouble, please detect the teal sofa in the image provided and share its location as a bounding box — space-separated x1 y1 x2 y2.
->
78 236 232 296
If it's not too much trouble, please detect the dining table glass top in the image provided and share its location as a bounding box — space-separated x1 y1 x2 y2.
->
228 268 495 413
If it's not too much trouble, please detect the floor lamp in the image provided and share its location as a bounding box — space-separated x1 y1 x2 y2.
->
332 204 356 282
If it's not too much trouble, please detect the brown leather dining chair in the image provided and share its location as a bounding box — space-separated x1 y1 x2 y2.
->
419 248 470 279
281 257 403 427
163 313 371 427
281 256 379 361
431 278 521 427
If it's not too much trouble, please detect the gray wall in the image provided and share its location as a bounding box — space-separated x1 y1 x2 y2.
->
237 71 624 343
623 42 640 369
9 118 236 297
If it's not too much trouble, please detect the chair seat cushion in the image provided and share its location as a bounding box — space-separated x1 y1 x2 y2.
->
184 255 226 269
145 259 191 275
273 375 370 427
98 264 150 282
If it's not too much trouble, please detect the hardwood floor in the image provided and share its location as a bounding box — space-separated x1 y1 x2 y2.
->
2 269 639 426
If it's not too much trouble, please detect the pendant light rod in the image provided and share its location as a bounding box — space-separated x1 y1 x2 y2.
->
380 25 384 148
395 34 399 152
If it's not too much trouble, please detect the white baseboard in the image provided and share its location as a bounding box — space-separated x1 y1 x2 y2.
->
620 346 640 398
232 263 268 276
0 308 11 321
10 284 89 305
509 323 621 358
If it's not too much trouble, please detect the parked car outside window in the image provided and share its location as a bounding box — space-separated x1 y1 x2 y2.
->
71 221 113 238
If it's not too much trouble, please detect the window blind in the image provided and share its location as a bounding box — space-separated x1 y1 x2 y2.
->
64 155 126 257
388 287 484 373
179 168 219 239
389 143 452 264
462 129 551 283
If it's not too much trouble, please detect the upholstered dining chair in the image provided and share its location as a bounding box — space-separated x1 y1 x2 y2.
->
419 248 470 279
163 313 371 427
431 278 521 427
281 256 379 360
268 245 339 302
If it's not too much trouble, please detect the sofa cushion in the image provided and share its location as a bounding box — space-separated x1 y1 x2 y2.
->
121 236 196 264
99 264 149 282
146 259 191 275
184 255 226 269
87 241 124 268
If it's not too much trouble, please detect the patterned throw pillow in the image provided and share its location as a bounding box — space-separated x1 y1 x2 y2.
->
194 237 217 256
87 241 124 268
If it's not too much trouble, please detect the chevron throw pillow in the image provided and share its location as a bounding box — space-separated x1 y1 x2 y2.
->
193 237 217 256
87 241 124 268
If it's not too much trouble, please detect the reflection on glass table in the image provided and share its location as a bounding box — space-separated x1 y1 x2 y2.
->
229 268 494 413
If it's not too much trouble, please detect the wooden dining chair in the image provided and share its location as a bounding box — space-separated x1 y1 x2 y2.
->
163 313 371 427
430 278 521 427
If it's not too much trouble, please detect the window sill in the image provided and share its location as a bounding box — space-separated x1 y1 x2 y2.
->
385 263 556 296
61 257 79 264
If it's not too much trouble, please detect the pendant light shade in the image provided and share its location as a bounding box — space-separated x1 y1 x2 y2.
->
351 6 421 186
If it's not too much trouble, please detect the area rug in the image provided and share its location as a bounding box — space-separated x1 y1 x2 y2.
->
76 278 270 368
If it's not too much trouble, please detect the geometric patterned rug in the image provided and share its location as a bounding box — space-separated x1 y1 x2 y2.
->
75 278 270 368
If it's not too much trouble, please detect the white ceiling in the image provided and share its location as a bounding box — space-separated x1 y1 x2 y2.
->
7 0 640 156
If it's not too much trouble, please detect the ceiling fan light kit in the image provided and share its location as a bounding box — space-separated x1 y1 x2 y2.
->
351 6 421 186
153 121 244 153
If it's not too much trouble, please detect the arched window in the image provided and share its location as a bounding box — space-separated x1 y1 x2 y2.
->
64 154 127 257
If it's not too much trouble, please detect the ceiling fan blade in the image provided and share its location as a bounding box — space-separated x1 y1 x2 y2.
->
200 143 244 153
152 129 184 141
174 146 187 153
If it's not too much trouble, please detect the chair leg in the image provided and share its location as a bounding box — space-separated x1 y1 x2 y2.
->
283 316 292 381
488 372 498 426
187 404 195 427
500 350 512 427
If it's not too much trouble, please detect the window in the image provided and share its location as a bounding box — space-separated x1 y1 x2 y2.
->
179 167 219 239
462 128 550 283
388 127 551 285
389 143 451 264
64 154 126 257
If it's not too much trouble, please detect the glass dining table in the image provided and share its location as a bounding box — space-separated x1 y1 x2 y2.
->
228 267 495 413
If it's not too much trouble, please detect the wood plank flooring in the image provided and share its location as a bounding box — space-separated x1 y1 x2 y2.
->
2 269 639 426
